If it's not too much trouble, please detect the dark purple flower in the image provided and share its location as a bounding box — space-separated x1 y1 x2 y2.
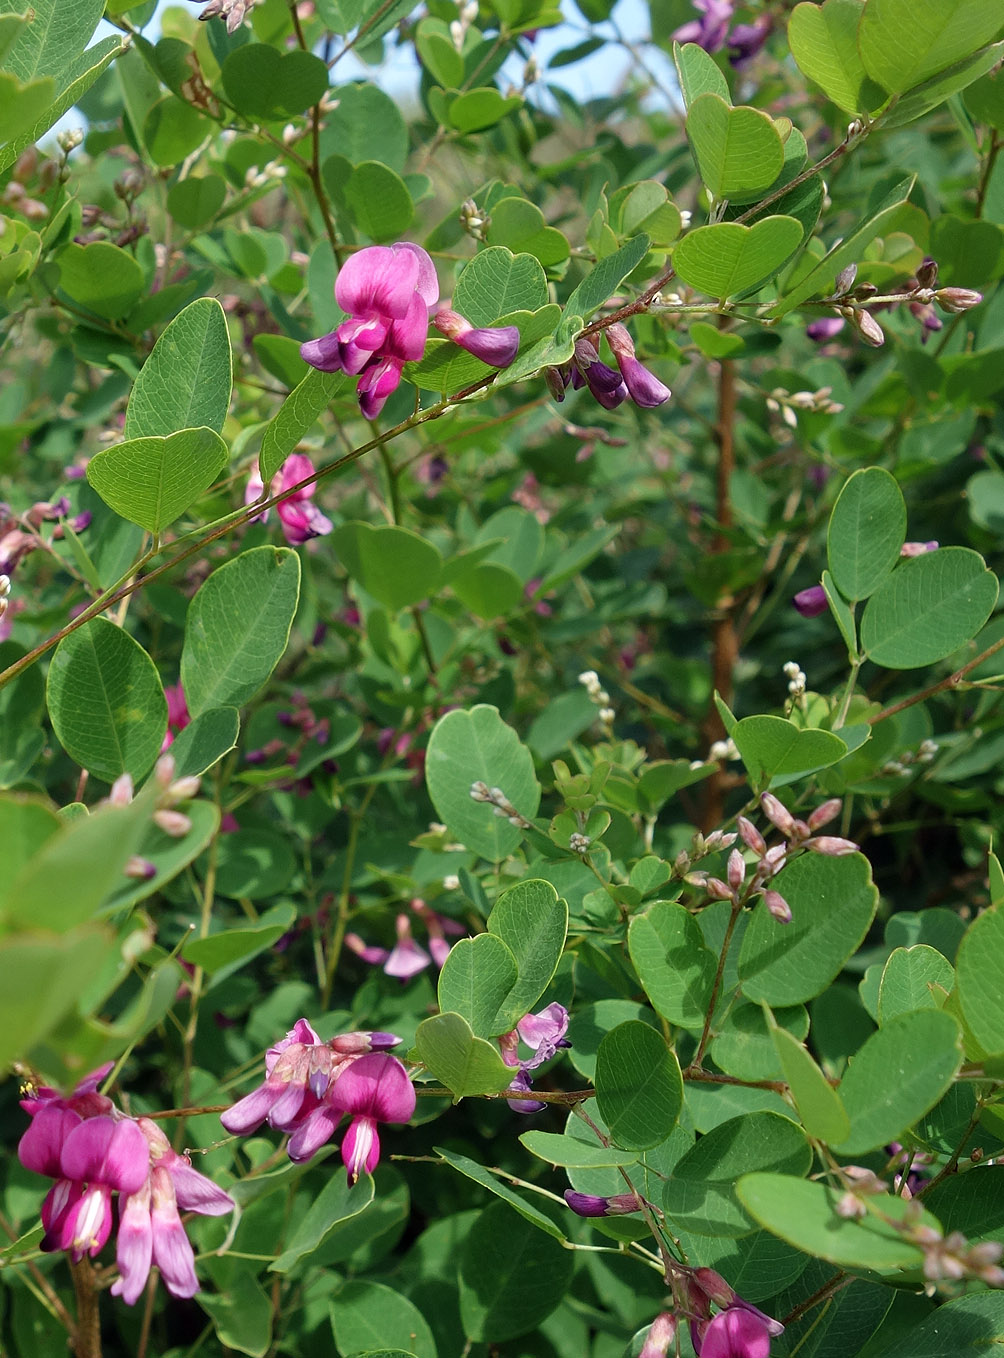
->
727 15 771 66
563 1190 639 1217
806 316 846 342
605 324 671 408
433 307 520 368
573 338 627 409
792 584 828 618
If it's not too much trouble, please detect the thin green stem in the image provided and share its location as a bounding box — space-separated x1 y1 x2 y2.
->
833 655 862 730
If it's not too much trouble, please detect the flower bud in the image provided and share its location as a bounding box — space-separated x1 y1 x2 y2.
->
639 1312 677 1358
737 816 766 856
792 584 828 618
727 848 746 890
806 835 859 856
153 809 191 838
915 257 938 289
852 308 885 346
706 877 733 901
935 287 982 314
124 856 157 880
563 1190 638 1216
833 262 857 295
762 889 792 923
433 308 520 368
761 793 795 836
807 798 842 832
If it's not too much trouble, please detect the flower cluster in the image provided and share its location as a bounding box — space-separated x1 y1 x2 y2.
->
18 1064 233 1304
245 452 333 546
547 324 670 410
299 244 518 418
346 897 467 979
498 1002 571 1112
672 0 772 66
628 1272 784 1357
220 1019 416 1181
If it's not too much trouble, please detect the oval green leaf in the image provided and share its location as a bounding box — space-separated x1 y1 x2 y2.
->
125 297 233 440
826 467 907 601
686 94 785 198
595 1020 683 1150
47 618 167 782
86 427 228 533
673 217 804 298
860 547 999 668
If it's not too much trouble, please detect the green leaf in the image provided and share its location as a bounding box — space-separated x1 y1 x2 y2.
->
0 929 113 1069
332 522 443 611
458 1202 573 1343
270 1170 374 1272
345 161 414 242
739 852 878 1005
788 0 886 114
197 1271 272 1358
487 198 569 268
449 560 524 617
835 1010 962 1153
321 82 408 171
966 69 1004 129
882 41 1004 128
437 934 518 1038
125 298 233 440
414 1012 516 1099
183 904 296 974
260 368 345 483
181 547 301 716
435 1147 567 1240
0 35 122 174
663 1112 811 1237
877 1293 1004 1358
86 427 228 534
487 878 568 1030
771 176 915 316
673 217 804 298
673 40 731 107
628 900 717 1028
736 1173 934 1271
1 0 102 78
822 568 858 655
595 1020 683 1150
166 175 226 230
452 247 549 325
733 716 847 786
769 1024 851 1142
711 1001 809 1082
214 828 296 900
221 44 328 118
47 619 166 782
858 0 1004 95
425 705 540 861
448 87 523 133
826 467 907 600
686 94 785 199
330 1281 437 1358
519 1130 639 1168
563 234 650 320
164 707 239 779
143 96 211 167
416 18 464 86
877 945 954 1024
860 548 998 669
956 904 1004 1054
57 242 144 320
0 72 55 146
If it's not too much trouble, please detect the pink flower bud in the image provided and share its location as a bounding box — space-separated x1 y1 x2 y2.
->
762 889 792 923
806 835 858 856
737 816 766 856
706 877 733 901
852 309 885 346
807 798 842 831
727 848 745 890
792 584 828 618
935 287 982 314
761 793 795 836
433 307 520 368
639 1311 677 1358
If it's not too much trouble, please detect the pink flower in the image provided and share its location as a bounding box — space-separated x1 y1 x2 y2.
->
301 243 439 417
245 452 332 546
696 1308 772 1358
325 1053 417 1182
346 900 465 978
672 0 734 52
498 1003 570 1112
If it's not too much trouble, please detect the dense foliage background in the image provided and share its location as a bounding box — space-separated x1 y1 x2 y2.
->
4 0 1004 1354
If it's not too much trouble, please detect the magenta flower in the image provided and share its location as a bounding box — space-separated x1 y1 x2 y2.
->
300 242 439 417
346 900 465 978
672 0 735 52
433 307 520 368
606 324 672 408
245 452 333 546
728 15 772 65
792 584 828 618
696 1308 773 1358
564 1190 639 1217
900 540 938 557
498 1002 570 1112
324 1052 417 1182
